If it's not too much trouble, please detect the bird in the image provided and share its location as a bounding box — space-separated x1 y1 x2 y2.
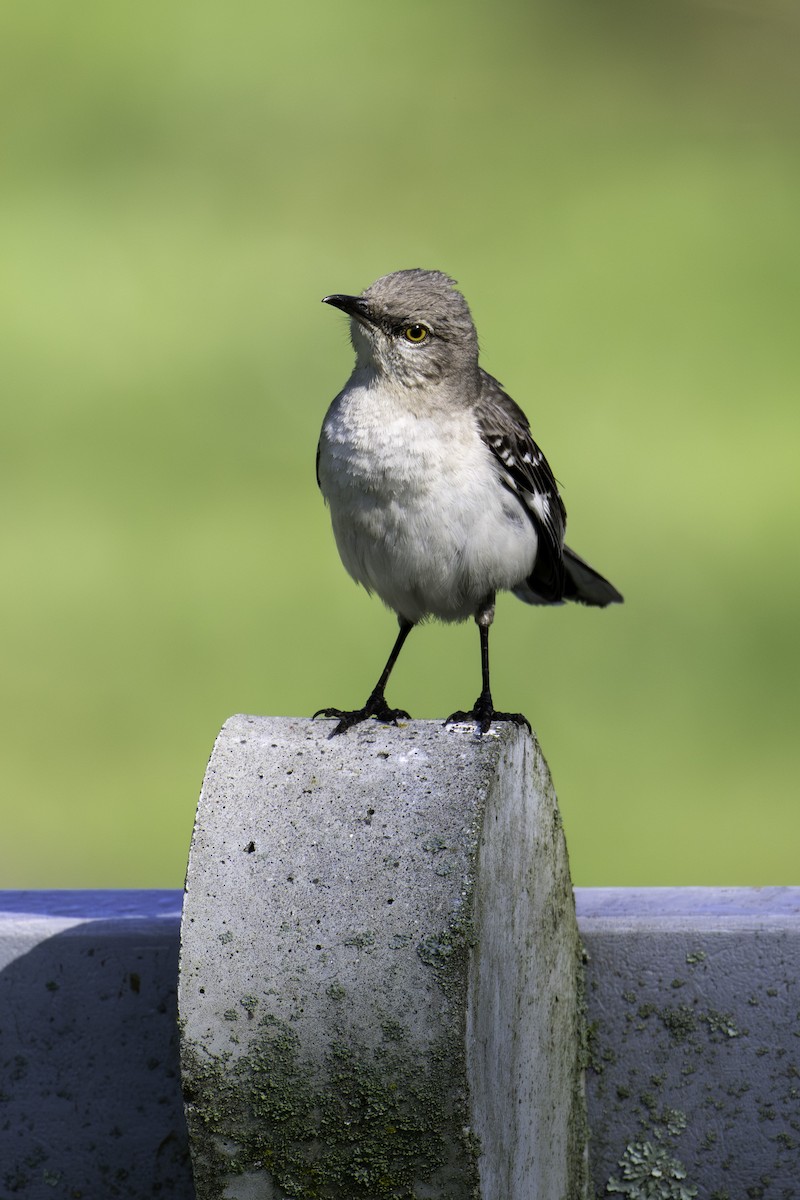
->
314 269 622 736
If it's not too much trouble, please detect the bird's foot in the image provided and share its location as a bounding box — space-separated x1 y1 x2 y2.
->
313 692 411 737
445 692 531 736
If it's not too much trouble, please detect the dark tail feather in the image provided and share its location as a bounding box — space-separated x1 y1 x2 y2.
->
562 545 623 607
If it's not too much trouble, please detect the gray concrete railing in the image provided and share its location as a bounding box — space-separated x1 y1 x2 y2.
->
1 718 798 1198
2 887 799 1198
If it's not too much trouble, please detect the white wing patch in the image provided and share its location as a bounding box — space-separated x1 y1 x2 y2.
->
527 491 550 522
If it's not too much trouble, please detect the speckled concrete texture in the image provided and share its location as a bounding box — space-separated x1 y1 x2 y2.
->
178 715 588 1199
579 888 800 1198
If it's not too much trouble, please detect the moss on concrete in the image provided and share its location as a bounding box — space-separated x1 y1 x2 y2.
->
181 1010 479 1199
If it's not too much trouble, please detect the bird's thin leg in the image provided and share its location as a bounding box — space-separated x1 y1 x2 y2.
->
445 597 531 735
476 619 493 712
314 618 414 736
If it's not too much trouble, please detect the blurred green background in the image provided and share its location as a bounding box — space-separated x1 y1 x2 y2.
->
1 0 798 887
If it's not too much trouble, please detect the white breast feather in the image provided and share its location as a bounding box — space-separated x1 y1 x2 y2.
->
318 379 538 623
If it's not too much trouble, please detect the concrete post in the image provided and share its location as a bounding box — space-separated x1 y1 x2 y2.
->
178 715 589 1200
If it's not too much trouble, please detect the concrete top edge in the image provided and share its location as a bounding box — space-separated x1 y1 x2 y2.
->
230 714 516 730
0 889 183 921
575 886 800 926
1 888 798 924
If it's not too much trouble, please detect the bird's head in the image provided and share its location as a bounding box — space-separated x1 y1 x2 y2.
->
323 269 480 393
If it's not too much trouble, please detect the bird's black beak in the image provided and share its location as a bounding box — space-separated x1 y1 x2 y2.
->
322 293 375 327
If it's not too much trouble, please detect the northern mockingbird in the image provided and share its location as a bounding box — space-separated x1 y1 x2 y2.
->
315 269 622 736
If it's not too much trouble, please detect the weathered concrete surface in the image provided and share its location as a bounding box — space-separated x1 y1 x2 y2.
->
1 888 799 1198
0 890 192 1200
178 715 588 1200
578 887 800 1198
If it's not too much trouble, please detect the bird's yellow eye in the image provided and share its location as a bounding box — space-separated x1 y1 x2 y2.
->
404 324 429 343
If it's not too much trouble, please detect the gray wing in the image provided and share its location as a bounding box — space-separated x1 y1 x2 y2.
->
476 370 568 603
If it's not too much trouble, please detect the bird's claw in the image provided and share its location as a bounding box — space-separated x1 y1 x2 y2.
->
313 697 411 737
445 695 531 736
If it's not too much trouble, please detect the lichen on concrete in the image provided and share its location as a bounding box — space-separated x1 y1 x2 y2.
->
582 907 800 1195
606 1138 697 1200
181 1009 478 1199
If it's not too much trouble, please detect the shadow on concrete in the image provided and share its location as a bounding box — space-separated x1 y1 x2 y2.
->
0 894 194 1199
